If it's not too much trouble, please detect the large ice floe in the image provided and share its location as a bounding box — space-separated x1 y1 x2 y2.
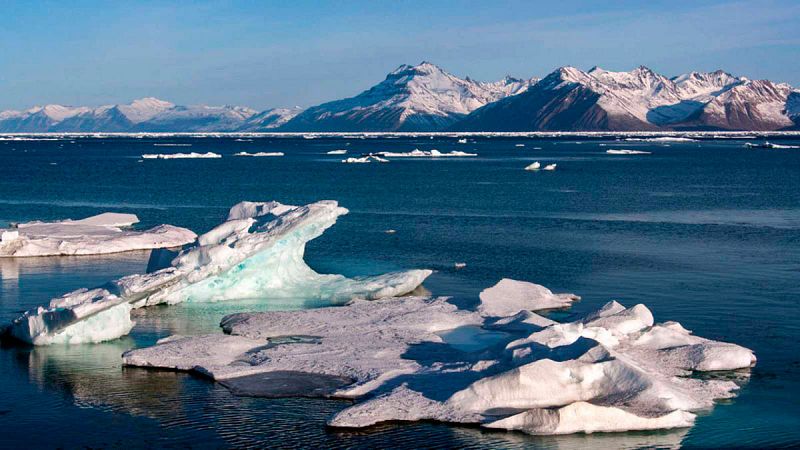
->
0 213 196 257
3 201 431 345
122 277 755 436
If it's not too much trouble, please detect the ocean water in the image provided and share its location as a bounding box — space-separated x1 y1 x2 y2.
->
0 135 798 448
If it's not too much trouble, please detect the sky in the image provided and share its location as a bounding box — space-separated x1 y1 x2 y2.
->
1 0 799 111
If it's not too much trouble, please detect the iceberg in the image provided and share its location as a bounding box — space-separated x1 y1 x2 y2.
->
3 201 431 345
123 278 755 436
0 213 196 257
141 152 221 159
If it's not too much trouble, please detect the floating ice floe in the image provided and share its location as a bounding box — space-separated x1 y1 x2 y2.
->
515 144 525 147
122 278 755 436
3 201 430 345
342 154 389 163
457 138 468 144
141 152 221 159
327 149 348 155
543 163 557 171
478 278 579 316
233 151 284 157
0 212 196 258
454 262 467 269
606 149 652 155
744 141 800 149
153 143 192 147
378 149 477 158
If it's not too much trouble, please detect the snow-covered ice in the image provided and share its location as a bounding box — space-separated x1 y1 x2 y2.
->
0 213 196 257
327 149 348 154
3 201 431 345
122 277 754 436
543 163 557 171
141 152 222 159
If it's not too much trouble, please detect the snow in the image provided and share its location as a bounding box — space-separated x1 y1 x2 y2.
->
233 151 284 157
0 213 196 258
121 277 754 436
5 201 431 345
478 278 579 316
118 97 176 123
282 62 537 131
606 149 652 154
141 152 221 159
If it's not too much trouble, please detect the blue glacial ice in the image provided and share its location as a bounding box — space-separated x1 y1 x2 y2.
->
3 201 431 345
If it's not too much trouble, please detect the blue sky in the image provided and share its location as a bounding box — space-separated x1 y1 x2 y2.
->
1 0 798 110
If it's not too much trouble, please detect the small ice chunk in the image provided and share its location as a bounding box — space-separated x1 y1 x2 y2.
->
478 278 579 316
543 163 557 171
524 161 541 171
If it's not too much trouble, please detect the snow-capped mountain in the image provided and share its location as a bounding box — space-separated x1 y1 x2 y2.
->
240 107 304 131
1 63 796 132
279 62 537 131
0 98 262 132
453 66 799 131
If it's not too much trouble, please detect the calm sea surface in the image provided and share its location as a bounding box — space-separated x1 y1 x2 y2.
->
0 135 798 448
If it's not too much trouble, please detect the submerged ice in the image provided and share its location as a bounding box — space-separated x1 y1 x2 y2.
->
123 279 755 437
3 201 431 345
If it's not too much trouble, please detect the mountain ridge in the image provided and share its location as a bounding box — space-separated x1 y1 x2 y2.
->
2 62 797 132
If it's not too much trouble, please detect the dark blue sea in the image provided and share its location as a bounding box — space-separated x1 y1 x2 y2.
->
0 134 798 448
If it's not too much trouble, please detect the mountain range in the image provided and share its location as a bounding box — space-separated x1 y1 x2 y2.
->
2 62 798 132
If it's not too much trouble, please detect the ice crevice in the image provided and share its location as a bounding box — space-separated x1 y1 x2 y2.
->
2 200 432 345
122 278 756 436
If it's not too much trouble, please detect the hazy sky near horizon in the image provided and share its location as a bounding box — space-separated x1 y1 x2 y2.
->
1 0 798 110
